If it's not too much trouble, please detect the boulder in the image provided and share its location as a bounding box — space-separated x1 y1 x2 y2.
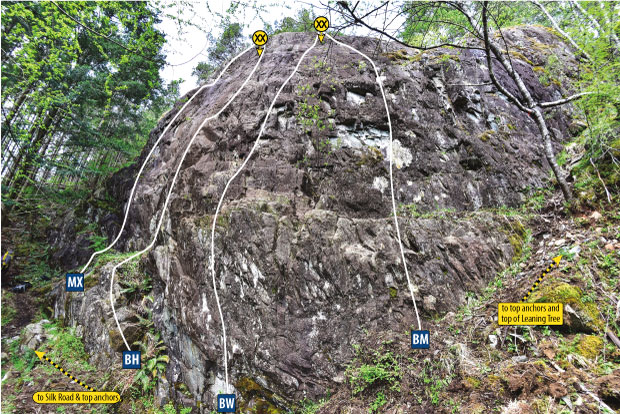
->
54 27 580 410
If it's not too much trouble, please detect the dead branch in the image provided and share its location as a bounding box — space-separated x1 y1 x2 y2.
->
539 92 594 107
335 1 485 51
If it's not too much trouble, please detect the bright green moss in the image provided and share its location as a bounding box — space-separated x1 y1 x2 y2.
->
529 282 604 332
576 335 603 359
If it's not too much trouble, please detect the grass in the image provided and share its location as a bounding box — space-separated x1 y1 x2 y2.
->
421 359 453 405
43 321 96 373
296 397 327 414
1 291 17 326
8 339 39 378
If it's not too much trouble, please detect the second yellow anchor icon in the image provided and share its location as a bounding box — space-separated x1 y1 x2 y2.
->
314 16 329 43
252 30 268 56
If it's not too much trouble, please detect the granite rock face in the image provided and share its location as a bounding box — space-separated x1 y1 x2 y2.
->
54 27 578 410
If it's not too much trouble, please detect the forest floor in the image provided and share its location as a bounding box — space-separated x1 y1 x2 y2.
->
315 194 620 414
1 168 619 414
4 188 617 414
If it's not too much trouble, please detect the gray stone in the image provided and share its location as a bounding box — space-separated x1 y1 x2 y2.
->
20 319 50 352
50 27 580 411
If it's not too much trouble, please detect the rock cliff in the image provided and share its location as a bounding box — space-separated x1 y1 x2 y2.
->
52 27 579 411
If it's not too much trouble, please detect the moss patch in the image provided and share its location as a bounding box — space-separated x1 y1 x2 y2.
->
383 49 415 63
108 329 126 351
464 376 481 389
84 274 99 290
479 130 495 142
529 282 604 332
235 377 283 413
356 146 384 167
576 335 603 359
508 50 534 65
500 219 528 262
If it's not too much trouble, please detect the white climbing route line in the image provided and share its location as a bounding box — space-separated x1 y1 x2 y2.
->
326 33 422 331
109 45 265 352
78 46 255 276
209 37 319 394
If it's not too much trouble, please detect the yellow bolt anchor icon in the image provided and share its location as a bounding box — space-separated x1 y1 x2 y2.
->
314 16 329 43
252 30 268 56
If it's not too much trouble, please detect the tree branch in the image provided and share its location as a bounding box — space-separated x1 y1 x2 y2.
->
532 0 591 60
335 1 485 51
481 4 533 114
52 2 142 57
50 1 173 67
539 91 593 108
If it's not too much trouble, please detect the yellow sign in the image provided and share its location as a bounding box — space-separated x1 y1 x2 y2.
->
314 16 329 32
498 303 563 325
252 30 268 46
33 392 121 404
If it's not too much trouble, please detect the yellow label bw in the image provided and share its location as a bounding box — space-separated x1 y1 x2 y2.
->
498 303 563 325
33 392 121 404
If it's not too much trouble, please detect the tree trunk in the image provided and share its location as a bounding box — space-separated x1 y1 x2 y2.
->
488 44 573 200
22 111 64 186
477 2 573 201
1 83 34 146
10 106 59 200
532 108 573 201
5 108 43 186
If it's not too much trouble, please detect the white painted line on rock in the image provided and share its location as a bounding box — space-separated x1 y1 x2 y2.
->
79 46 255 275
109 46 265 352
327 33 422 331
209 37 319 393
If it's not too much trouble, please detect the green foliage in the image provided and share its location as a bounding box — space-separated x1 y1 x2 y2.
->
537 54 563 87
369 392 387 412
1 292 17 326
346 349 401 395
599 253 619 277
1 1 179 207
133 331 169 393
44 321 95 372
294 81 337 168
273 8 315 34
88 234 108 251
421 359 452 405
296 397 327 414
193 20 246 81
400 3 476 46
8 339 39 376
118 261 152 298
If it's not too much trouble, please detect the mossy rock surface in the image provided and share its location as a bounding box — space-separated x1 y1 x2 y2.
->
235 376 284 413
505 220 527 260
529 282 604 333
576 335 603 359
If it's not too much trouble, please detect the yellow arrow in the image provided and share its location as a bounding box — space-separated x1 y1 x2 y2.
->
256 47 263 57
35 351 96 392
318 33 325 43
521 255 562 302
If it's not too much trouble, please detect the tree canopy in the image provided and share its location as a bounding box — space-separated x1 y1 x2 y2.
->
1 1 179 207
